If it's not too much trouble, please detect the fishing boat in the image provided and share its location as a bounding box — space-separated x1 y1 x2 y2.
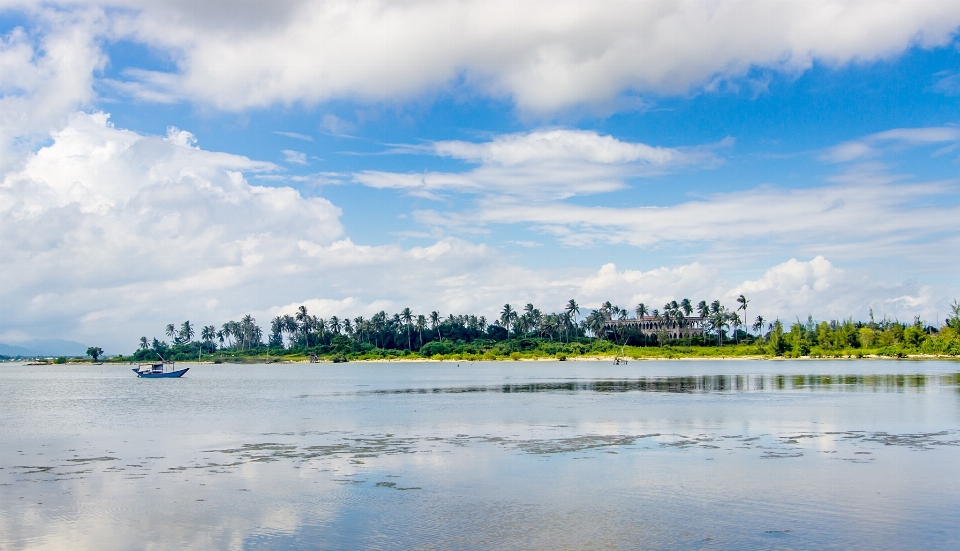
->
133 361 189 378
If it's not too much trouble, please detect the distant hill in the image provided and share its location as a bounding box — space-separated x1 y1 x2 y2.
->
0 343 38 357
0 339 89 357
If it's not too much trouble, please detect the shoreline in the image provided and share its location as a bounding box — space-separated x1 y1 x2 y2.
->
26 353 953 365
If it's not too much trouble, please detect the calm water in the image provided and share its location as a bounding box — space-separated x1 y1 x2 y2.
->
2 360 959 550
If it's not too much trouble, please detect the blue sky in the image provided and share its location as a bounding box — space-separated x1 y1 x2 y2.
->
1 1 959 350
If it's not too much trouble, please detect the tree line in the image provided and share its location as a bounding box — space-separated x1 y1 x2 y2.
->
131 297 960 361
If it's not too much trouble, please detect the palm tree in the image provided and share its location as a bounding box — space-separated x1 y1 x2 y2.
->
271 316 284 346
415 315 427 346
635 303 647 318
240 314 256 350
697 300 709 320
329 316 341 335
615 307 629 351
430 311 442 341
296 306 310 348
736 295 749 339
165 323 177 344
353 316 366 343
400 307 414 350
681 298 693 316
179 321 195 344
478 316 487 333
500 304 516 337
709 301 727 346
586 310 606 338
753 315 765 337
139 336 149 351
566 299 580 323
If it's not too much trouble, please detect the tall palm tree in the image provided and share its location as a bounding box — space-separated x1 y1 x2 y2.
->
165 323 177 344
400 307 414 350
240 314 256 350
565 299 580 342
736 295 750 338
415 315 426 346
709 301 727 346
430 311 442 341
296 306 310 348
566 299 580 323
697 300 709 320
681 298 693 316
271 316 284 345
179 321 195 344
500 304 516 337
139 336 149 350
478 316 487 333
635 303 647 318
354 316 366 343
586 310 606 338
329 316 341 335
753 315 765 337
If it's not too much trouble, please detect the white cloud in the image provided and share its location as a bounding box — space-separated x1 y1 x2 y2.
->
320 114 355 136
274 130 313 141
727 256 951 325
0 116 952 350
821 125 960 162
0 112 342 349
259 256 956 339
76 0 960 112
281 149 308 165
933 70 960 96
355 129 717 199
355 127 960 278
410 176 960 275
0 9 106 169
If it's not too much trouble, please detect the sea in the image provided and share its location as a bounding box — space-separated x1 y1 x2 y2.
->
2 359 959 550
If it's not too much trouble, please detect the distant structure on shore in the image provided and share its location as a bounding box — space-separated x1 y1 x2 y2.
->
602 314 707 340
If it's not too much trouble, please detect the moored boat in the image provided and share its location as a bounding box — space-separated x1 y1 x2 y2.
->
133 361 189 378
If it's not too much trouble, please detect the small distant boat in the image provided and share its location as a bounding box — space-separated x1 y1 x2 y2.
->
133 361 189 378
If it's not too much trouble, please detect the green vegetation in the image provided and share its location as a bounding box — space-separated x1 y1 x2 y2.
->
85 346 103 362
127 297 960 362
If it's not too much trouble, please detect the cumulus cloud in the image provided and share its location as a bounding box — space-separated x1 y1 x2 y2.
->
0 116 951 349
727 257 951 324
72 0 960 112
355 129 718 199
0 112 342 348
0 8 106 169
254 256 954 340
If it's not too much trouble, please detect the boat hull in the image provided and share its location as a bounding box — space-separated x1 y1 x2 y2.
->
132 367 189 378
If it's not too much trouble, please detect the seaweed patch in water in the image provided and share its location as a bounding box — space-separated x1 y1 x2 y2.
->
509 434 657 454
63 456 118 464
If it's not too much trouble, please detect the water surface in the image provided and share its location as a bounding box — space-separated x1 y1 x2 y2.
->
2 360 959 550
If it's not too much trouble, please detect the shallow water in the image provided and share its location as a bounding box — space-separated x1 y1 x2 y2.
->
2 360 959 550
